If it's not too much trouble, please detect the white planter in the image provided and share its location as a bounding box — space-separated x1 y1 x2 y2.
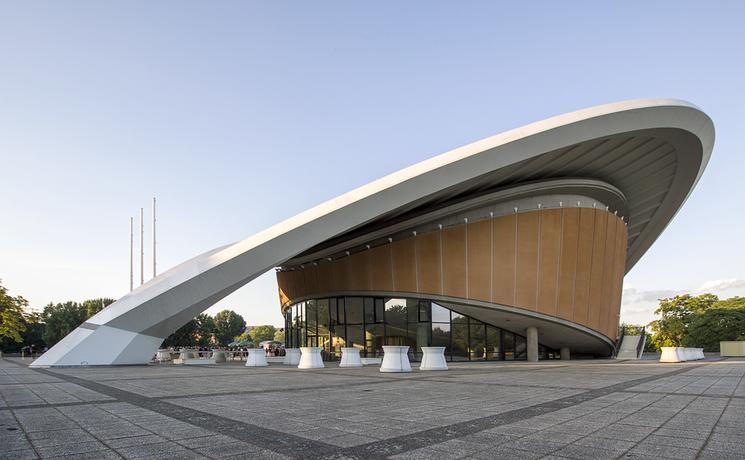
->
298 347 324 369
283 348 301 365
660 347 682 363
212 351 226 363
380 346 412 373
420 347 448 371
156 350 172 362
180 351 195 360
245 349 269 367
339 348 363 367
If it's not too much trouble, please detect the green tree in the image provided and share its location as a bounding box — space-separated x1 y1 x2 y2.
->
649 294 718 349
249 325 276 344
213 310 245 346
41 301 88 346
683 308 745 352
194 313 215 346
82 298 116 318
273 329 285 343
0 279 28 344
161 319 199 348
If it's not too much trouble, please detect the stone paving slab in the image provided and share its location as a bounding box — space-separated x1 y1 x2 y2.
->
0 357 743 459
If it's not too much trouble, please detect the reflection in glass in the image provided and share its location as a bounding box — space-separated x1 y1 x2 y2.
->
504 332 515 360
432 302 450 323
451 321 468 361
346 297 363 324
486 326 500 360
286 296 552 362
470 319 485 360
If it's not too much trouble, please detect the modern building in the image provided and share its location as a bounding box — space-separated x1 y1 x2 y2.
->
31 99 714 367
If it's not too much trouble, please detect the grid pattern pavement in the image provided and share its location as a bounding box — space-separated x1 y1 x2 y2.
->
0 357 743 459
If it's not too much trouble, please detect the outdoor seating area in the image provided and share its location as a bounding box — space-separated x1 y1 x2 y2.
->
153 345 450 373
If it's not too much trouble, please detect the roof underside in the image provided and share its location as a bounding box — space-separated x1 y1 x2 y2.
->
285 126 705 273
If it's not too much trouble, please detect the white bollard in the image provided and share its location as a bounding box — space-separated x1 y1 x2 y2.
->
298 347 324 369
339 348 363 368
420 347 448 371
283 348 301 366
380 346 412 373
245 349 269 367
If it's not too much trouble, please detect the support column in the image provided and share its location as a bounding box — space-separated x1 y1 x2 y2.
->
560 347 570 361
526 326 538 362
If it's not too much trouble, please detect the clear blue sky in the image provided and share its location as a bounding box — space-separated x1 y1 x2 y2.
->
1 2 744 327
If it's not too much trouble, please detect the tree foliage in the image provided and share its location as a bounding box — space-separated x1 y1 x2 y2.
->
213 310 245 346
249 325 276 344
0 279 29 345
41 301 88 346
40 298 116 347
648 294 718 349
683 308 745 351
161 313 215 347
273 329 285 343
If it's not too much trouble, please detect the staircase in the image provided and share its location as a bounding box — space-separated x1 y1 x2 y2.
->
616 334 646 359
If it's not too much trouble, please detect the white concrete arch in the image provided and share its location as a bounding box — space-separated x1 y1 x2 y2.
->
31 99 714 367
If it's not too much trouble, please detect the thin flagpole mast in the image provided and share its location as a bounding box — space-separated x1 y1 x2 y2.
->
152 197 156 279
140 207 144 286
129 217 134 291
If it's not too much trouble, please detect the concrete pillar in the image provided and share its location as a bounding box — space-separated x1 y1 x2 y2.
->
526 326 538 362
560 347 570 361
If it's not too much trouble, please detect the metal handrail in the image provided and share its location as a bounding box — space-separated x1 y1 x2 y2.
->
614 327 626 358
635 328 646 358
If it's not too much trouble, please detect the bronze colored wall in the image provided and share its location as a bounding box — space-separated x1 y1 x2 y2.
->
277 208 627 341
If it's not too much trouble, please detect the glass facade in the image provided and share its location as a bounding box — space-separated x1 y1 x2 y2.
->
284 296 558 361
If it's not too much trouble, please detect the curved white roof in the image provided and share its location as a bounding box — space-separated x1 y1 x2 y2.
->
32 99 714 366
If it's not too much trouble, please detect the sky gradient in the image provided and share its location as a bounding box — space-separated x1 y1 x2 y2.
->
1 2 744 327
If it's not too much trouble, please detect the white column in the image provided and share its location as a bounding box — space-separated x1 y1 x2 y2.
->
526 326 539 362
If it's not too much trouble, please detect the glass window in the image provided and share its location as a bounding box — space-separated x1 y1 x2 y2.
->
469 319 486 360
375 298 385 323
364 297 375 324
346 325 364 352
385 299 407 337
515 335 527 360
345 297 363 324
306 300 317 336
418 301 431 322
431 322 450 356
451 321 469 361
486 326 500 360
329 298 337 325
504 332 515 361
365 324 385 357
338 298 345 324
431 303 450 323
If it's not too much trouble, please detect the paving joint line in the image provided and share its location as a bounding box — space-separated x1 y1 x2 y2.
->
29 367 339 459
317 364 708 459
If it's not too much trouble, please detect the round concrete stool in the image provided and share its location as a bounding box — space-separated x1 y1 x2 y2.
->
245 349 269 367
212 351 226 363
298 347 324 369
420 347 448 371
380 346 411 373
283 348 301 365
180 351 195 360
339 348 363 368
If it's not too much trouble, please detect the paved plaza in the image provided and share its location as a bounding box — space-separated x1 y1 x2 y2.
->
1 357 744 459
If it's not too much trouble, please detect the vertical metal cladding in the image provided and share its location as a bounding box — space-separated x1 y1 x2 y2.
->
277 207 628 342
